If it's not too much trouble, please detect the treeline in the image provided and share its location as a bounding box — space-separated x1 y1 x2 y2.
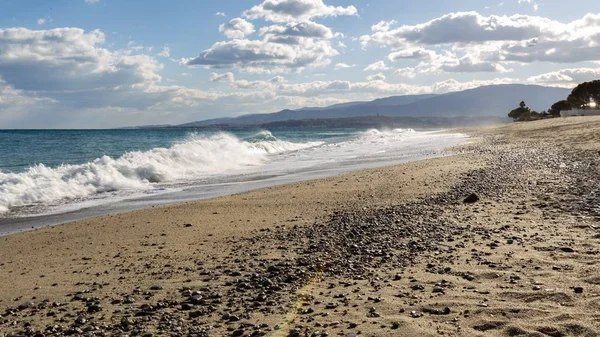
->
509 80 600 121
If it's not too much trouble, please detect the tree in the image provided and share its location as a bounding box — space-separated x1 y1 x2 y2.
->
548 100 571 117
508 101 531 121
566 80 600 108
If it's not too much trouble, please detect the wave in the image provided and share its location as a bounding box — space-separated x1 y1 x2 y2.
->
0 132 321 214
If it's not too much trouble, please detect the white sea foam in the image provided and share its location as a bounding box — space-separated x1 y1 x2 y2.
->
0 132 321 214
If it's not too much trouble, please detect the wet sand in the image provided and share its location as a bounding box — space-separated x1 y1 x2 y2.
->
2 116 600 336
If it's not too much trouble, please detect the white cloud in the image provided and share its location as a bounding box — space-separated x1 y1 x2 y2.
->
364 61 389 72
518 0 539 11
260 21 333 39
361 12 554 48
276 77 520 97
334 63 355 70
527 67 600 87
215 12 227 17
366 73 386 81
393 67 417 78
210 72 235 83
37 18 47 25
361 11 600 74
183 34 338 73
219 18 256 39
0 27 219 119
243 0 357 23
439 56 511 73
371 20 396 32
157 46 170 58
388 48 437 61
84 0 100 3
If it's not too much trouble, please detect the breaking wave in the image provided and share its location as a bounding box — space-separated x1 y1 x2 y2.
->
0 132 321 214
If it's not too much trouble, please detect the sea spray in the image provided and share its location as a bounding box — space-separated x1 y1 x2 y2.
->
0 132 321 214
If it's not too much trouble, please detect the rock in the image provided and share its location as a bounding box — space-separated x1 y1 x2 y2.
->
17 301 35 310
391 321 400 329
150 285 163 291
432 286 444 293
74 316 87 326
560 247 575 253
86 303 102 313
411 284 424 291
410 310 423 318
189 311 204 319
231 329 245 337
574 286 584 293
463 193 480 204
181 303 194 310
423 307 451 315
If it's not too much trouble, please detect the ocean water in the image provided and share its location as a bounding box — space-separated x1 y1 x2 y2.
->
0 128 467 233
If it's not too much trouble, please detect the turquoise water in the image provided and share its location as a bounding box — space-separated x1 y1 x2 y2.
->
0 128 356 173
0 127 467 224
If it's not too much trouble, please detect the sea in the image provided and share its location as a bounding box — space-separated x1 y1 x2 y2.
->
0 128 467 235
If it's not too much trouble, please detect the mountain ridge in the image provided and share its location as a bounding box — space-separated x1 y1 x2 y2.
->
176 84 571 127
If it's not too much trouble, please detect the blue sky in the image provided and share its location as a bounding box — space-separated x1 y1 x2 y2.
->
0 0 599 128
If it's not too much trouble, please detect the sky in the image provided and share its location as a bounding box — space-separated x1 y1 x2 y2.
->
0 0 599 128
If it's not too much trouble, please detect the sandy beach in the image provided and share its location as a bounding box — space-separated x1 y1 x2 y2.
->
2 117 600 337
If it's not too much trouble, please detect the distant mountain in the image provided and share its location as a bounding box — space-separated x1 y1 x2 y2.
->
177 84 570 127
369 94 438 107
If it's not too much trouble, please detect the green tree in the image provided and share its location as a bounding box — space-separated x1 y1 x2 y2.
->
508 101 531 121
566 80 600 108
548 100 571 117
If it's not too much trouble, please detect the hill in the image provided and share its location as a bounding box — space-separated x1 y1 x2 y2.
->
178 84 571 127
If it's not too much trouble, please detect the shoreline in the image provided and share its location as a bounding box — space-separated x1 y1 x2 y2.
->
0 130 466 237
2 117 600 336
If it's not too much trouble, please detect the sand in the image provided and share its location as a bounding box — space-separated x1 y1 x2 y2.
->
1 116 600 337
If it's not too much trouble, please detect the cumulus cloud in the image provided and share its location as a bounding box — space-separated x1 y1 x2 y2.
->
371 20 396 32
260 21 332 39
183 34 338 73
243 0 357 23
209 72 235 82
84 0 100 4
366 73 386 81
439 56 511 73
364 61 389 72
219 18 256 39
215 12 227 17
361 11 600 74
275 77 520 97
185 1 349 73
527 68 600 86
393 67 417 78
388 48 437 61
361 12 554 48
0 27 224 121
334 63 355 70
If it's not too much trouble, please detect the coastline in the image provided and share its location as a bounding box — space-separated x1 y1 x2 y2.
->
2 117 600 336
0 129 466 237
